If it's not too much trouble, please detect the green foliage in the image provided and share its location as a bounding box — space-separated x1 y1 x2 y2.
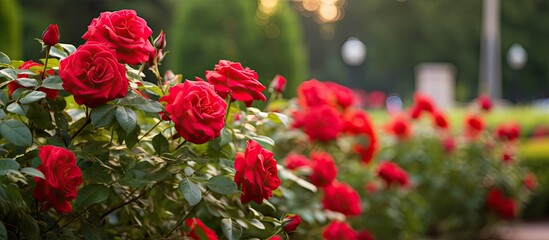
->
0 0 21 59
520 137 549 219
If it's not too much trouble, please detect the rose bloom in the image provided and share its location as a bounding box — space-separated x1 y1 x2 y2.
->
524 173 537 190
159 78 226 144
284 153 310 170
310 152 338 187
324 81 355 110
59 42 129 108
495 122 520 142
486 188 517 220
205 60 266 106
377 161 410 188
409 105 422 119
343 109 375 135
269 74 287 94
234 139 281 204
82 10 154 64
33 146 82 214
184 218 218 240
464 115 484 139
413 92 435 114
322 181 362 216
501 151 514 164
442 137 456 153
269 236 283 240
357 230 376 240
322 221 357 240
300 105 344 142
9 60 58 99
384 115 411 139
282 214 302 232
432 110 449 130
297 79 337 108
477 94 493 112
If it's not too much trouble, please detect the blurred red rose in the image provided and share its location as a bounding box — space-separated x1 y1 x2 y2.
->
464 115 484 139
59 42 128 108
33 146 82 214
234 139 281 204
9 60 58 99
357 230 375 240
205 60 266 106
282 214 302 232
365 182 378 193
300 105 344 142
310 152 337 187
297 79 337 108
159 79 226 144
269 236 283 240
486 188 517 220
412 92 435 114
269 75 287 94
524 173 537 190
384 115 411 139
501 150 514 164
344 109 378 164
322 221 357 240
82 10 154 64
184 218 218 240
365 91 386 109
477 94 492 112
442 137 456 153
409 105 422 119
42 24 59 46
324 81 355 110
377 161 409 188
322 181 362 216
284 153 310 170
495 122 520 142
432 110 449 130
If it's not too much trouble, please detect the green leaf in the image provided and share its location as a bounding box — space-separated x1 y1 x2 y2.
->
15 78 38 87
90 104 115 128
60 43 76 54
0 69 16 80
268 112 289 127
178 178 202 206
0 110 5 120
221 218 243 240
0 220 7 240
124 124 140 149
115 106 137 134
0 159 20 175
21 214 39 240
0 52 9 64
0 120 32 146
20 167 44 179
75 184 110 209
207 175 238 195
135 100 163 113
42 75 64 90
219 128 232 147
48 46 67 59
27 104 54 129
249 135 275 147
6 102 25 115
152 133 169 154
19 91 46 104
248 218 265 230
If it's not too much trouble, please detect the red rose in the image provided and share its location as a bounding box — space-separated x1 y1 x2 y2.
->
524 173 537 190
495 122 520 142
322 181 362 216
184 218 219 240
159 78 227 144
384 115 411 139
344 109 378 164
300 105 344 142
269 75 287 94
9 60 58 99
297 79 337 108
42 24 59 46
477 94 493 112
464 115 484 139
33 146 82 214
234 139 281 204
501 150 514 164
377 161 409 188
324 81 355 110
282 214 302 232
322 221 357 240
269 236 283 240
310 152 337 187
284 153 310 170
432 110 449 130
82 10 154 65
357 230 375 240
442 137 456 153
412 92 435 114
59 42 129 108
205 60 266 106
409 105 422 119
486 188 517 220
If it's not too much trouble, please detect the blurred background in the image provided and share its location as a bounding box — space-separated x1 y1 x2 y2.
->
2 0 549 221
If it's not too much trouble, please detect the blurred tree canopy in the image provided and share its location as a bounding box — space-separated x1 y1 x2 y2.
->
0 0 22 59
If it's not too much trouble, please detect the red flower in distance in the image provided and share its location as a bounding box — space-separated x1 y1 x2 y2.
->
205 60 266 106
284 153 310 170
486 188 517 220
297 79 337 108
269 236 283 240
501 150 514 164
442 137 456 153
477 94 493 112
282 214 302 232
377 161 409 188
495 122 520 142
432 110 449 130
310 152 338 187
413 92 435 114
33 146 82 214
300 105 344 142
322 221 357 240
42 24 59 46
9 60 58 99
59 42 129 108
324 81 355 110
82 10 154 64
384 115 411 139
159 78 227 144
357 230 376 240
269 75 287 94
234 139 281 204
464 114 484 139
524 173 537 190
343 109 375 135
184 218 219 240
322 181 362 216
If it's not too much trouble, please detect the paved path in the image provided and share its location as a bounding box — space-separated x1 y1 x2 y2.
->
495 222 549 240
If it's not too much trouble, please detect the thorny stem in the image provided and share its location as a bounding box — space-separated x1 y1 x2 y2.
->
55 204 96 230
139 120 162 141
175 140 187 150
100 182 160 219
164 191 209 237
41 46 51 80
71 111 91 141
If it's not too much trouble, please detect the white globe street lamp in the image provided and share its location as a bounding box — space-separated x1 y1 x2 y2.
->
340 37 366 67
507 43 527 70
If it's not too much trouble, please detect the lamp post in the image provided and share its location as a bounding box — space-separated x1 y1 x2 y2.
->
506 43 527 103
340 37 366 88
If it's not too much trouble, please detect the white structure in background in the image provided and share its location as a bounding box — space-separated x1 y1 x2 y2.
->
507 43 527 70
479 0 501 99
415 63 456 110
340 37 366 67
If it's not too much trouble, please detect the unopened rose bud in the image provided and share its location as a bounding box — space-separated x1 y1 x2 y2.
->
154 30 166 49
269 75 287 94
281 214 302 232
42 24 59 46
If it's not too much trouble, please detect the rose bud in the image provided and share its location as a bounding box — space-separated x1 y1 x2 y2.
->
282 214 302 232
269 75 287 94
42 24 59 46
154 30 166 49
